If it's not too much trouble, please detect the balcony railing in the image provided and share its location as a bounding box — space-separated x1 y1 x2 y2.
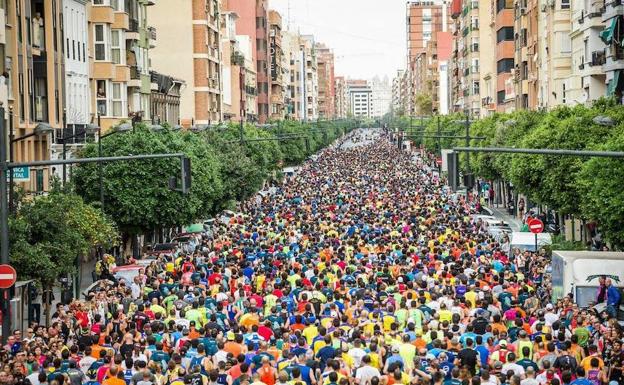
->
129 19 139 32
591 50 606 66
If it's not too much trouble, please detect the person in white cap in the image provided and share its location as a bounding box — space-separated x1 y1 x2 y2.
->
544 303 559 326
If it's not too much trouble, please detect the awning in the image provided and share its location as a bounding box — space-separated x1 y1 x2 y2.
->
608 70 622 96
184 223 204 233
601 17 618 44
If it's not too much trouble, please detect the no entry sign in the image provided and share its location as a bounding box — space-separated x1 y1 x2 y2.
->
528 218 544 234
0 264 17 289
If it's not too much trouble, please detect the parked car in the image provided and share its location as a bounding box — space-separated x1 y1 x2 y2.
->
152 242 178 256
112 264 143 283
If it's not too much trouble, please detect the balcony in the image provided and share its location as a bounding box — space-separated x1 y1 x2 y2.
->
148 26 157 48
129 66 141 88
602 0 623 23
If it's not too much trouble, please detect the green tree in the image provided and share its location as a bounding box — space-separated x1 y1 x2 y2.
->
9 187 117 284
73 125 223 235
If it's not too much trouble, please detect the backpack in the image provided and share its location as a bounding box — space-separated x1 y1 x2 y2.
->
123 369 133 385
190 355 206 374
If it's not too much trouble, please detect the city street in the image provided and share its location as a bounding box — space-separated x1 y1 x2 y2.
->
2 0 624 384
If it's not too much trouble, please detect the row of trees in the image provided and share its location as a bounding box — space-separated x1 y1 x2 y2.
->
9 119 355 286
394 99 624 246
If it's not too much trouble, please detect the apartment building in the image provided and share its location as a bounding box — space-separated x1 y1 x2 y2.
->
301 35 318 121
407 0 449 61
90 0 155 131
236 34 258 121
495 0 515 112
347 79 372 118
450 0 482 115
535 0 572 109
221 9 241 121
316 42 335 119
5 0 66 192
478 0 496 116
268 10 285 120
282 30 301 120
512 0 543 110
370 76 391 118
149 0 222 127
569 1 606 106
335 76 348 118
226 0 269 123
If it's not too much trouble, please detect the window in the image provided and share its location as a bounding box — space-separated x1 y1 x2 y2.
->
111 0 124 11
96 80 107 115
497 58 514 74
94 24 109 61
496 27 514 43
497 90 506 104
559 32 571 53
111 30 124 64
111 82 126 117
561 0 570 9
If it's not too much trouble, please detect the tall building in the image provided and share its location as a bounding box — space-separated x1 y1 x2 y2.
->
237 34 258 121
5 0 65 192
149 0 222 127
407 0 449 61
495 0 515 112
334 76 348 118
316 43 335 119
600 1 624 103
568 1 606 106
282 30 302 120
347 79 372 118
268 10 285 120
221 8 242 121
512 0 544 110
450 0 482 115
392 70 405 114
370 76 391 118
406 0 450 112
227 0 270 123
301 35 318 121
478 0 496 117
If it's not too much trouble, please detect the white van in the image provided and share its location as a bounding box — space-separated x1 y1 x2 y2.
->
510 231 552 251
551 250 624 308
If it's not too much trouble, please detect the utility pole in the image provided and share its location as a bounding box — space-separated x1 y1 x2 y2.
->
0 105 10 343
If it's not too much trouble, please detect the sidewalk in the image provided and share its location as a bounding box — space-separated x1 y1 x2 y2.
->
489 205 523 231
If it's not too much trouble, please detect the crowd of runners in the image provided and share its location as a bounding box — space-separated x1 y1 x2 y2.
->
1 129 622 385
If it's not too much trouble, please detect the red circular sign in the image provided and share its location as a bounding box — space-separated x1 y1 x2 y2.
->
0 264 17 289
528 218 544 234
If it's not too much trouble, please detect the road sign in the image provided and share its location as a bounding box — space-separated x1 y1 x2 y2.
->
0 265 16 289
528 218 544 234
11 167 30 182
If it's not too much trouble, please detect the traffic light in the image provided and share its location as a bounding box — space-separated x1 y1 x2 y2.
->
446 151 459 192
181 157 192 194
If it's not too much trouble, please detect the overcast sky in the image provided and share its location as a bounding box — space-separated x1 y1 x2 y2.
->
269 0 405 81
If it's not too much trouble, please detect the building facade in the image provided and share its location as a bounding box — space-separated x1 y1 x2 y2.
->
334 76 348 118
149 0 222 127
495 0 515 112
370 76 391 118
6 0 66 192
282 30 301 120
268 10 285 120
316 42 335 119
569 0 606 106
301 35 318 121
347 79 372 118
